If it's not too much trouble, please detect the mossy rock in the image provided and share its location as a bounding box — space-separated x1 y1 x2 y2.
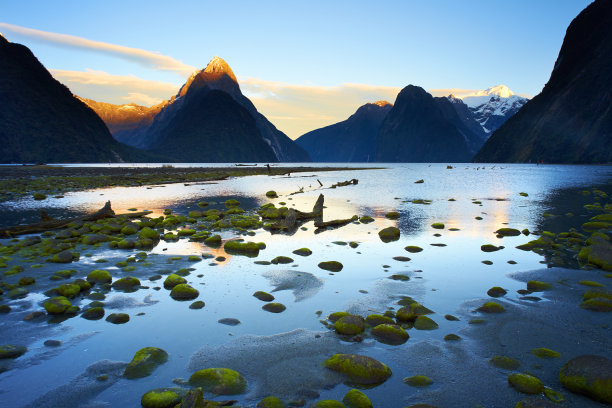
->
481 244 503 252
579 280 604 288
253 291 275 302
342 389 372 408
292 248 312 257
225 199 240 207
372 324 409 345
508 373 544 394
580 297 612 312
328 311 351 323
378 227 400 242
87 269 112 285
139 227 160 241
334 315 365 335
385 211 400 220
496 228 521 237
405 246 423 253
359 216 374 224
444 334 461 341
403 375 433 387
266 191 278 198
262 302 286 313
543 388 565 404
188 368 247 395
73 279 91 292
257 396 285 408
117 239 136 249
431 223 445 229
487 287 507 297
170 284 199 301
120 224 139 235
318 261 343 272
531 348 560 359
81 307 105 320
163 274 186 289
559 355 612 404
477 301 506 313
124 347 168 379
50 250 76 263
190 300 206 310
224 241 260 256
365 314 395 327
188 210 203 218
396 303 433 322
204 235 222 247
33 193 47 200
141 387 187 408
106 313 129 324
527 281 552 292
112 276 141 292
413 315 438 330
324 354 392 385
271 256 294 265
0 344 27 359
489 355 520 370
313 401 345 408
56 283 81 298
44 296 72 314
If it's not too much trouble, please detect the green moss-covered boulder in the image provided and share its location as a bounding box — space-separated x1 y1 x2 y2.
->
44 296 72 315
532 348 560 359
266 191 278 198
112 276 141 292
292 248 312 256
81 307 105 320
188 368 247 395
262 303 286 313
378 227 400 242
163 274 187 289
190 300 205 310
253 291 274 302
359 216 374 224
372 324 409 345
324 354 392 385
508 373 544 394
257 396 285 408
489 355 520 370
117 239 136 249
481 244 503 252
334 315 365 335
204 235 222 247
139 227 160 241
87 269 112 284
170 284 199 300
559 355 612 404
342 389 372 408
313 401 345 408
496 228 521 237
403 375 433 386
106 313 129 324
385 211 400 220
0 344 27 359
124 347 169 379
487 287 507 297
477 301 506 313
50 250 76 263
225 199 240 207
271 256 294 264
405 245 423 253
365 314 395 327
527 281 552 292
431 223 445 229
7 287 29 299
57 283 81 298
141 387 187 408
121 224 139 235
318 261 343 272
413 315 438 330
224 241 260 256
328 311 351 323
444 334 461 341
396 303 434 322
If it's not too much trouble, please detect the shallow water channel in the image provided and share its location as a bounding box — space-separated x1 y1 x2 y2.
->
0 163 611 407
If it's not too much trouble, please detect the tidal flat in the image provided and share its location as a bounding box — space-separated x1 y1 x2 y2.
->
0 163 611 408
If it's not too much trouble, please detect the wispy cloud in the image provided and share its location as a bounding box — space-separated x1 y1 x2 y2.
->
51 69 177 106
0 23 196 76
240 78 401 138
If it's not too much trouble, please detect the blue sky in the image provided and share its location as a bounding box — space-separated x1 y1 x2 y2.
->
0 0 592 137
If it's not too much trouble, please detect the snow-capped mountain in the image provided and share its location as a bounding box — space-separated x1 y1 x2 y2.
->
454 85 529 135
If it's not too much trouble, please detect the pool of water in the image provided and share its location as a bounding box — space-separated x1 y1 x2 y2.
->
0 163 610 407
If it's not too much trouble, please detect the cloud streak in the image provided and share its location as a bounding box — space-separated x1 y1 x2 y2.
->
0 23 196 76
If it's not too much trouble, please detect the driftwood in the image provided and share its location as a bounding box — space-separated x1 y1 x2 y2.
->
0 201 151 237
267 194 324 231
330 179 358 188
315 215 358 229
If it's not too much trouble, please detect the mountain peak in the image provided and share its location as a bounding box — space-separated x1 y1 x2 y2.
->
203 56 237 83
0 33 8 44
467 85 515 98
373 100 392 107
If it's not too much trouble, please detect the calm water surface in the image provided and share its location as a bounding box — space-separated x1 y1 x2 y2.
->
0 163 611 407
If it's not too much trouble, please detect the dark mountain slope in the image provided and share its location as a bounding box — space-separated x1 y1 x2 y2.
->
474 0 612 163
295 101 392 162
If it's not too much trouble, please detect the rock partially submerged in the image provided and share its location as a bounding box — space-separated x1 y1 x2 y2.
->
324 354 391 385
188 368 247 395
559 355 612 404
124 347 168 379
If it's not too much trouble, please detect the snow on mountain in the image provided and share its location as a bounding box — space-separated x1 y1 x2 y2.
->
451 85 529 134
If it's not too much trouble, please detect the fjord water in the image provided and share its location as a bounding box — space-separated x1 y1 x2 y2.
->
1 163 611 407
